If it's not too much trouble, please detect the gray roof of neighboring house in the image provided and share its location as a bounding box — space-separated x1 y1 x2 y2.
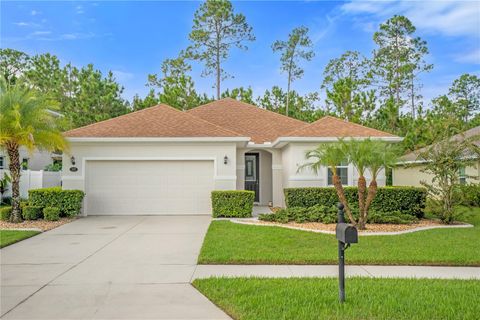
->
400 126 480 163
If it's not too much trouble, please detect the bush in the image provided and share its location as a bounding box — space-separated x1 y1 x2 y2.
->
259 206 418 225
457 184 480 207
211 190 255 218
0 206 11 221
284 187 427 217
22 206 43 220
43 207 61 221
29 187 84 217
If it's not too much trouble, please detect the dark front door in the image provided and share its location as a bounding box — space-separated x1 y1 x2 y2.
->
245 153 259 202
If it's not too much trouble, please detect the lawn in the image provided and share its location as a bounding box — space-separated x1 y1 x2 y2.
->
0 230 40 248
193 277 480 320
198 207 480 266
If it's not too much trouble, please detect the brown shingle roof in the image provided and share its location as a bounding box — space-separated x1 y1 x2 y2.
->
64 104 243 138
187 98 308 143
286 116 398 138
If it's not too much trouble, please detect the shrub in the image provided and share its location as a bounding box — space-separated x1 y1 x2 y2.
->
0 206 12 221
259 206 417 225
43 207 60 221
211 190 255 218
29 187 84 217
457 184 480 207
22 206 43 220
284 187 427 217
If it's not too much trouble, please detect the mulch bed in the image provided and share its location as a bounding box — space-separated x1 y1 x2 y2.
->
0 217 76 232
243 218 465 233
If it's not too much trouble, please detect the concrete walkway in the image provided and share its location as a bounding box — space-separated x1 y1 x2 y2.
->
1 216 229 319
192 265 480 280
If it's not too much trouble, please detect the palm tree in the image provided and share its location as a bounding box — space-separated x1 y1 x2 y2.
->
0 79 68 222
340 138 371 227
363 140 400 224
299 143 356 224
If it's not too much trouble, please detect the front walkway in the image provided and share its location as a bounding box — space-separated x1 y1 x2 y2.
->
0 216 229 319
192 265 480 280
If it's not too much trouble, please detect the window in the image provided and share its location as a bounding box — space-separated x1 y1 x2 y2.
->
21 158 29 170
459 166 466 185
0 156 4 169
328 161 349 185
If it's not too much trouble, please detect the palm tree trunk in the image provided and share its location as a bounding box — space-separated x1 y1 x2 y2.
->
332 174 355 225
363 179 378 228
6 142 22 223
357 175 367 229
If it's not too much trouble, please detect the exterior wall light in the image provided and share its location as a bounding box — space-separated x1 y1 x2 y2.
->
224 155 228 165
70 156 76 165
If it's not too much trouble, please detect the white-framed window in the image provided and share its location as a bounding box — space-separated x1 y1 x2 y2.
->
0 156 4 169
459 166 467 185
328 161 349 185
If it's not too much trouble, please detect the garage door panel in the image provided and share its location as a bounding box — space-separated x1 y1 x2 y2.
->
86 160 214 215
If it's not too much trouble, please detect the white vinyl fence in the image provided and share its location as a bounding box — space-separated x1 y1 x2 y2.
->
0 169 61 199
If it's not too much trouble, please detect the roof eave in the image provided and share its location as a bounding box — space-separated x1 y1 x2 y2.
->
66 136 250 146
271 136 403 148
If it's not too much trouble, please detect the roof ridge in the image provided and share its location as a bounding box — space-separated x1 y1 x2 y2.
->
64 104 169 134
285 115 397 137
190 98 308 125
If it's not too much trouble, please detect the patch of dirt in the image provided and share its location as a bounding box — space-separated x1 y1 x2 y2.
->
0 217 76 232
244 219 457 233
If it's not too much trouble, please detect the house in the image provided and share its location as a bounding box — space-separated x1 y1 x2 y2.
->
393 126 480 187
62 98 401 215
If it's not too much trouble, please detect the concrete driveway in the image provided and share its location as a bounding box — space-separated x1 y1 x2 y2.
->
0 216 229 319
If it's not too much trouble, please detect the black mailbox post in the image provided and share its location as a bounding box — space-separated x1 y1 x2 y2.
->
336 203 358 303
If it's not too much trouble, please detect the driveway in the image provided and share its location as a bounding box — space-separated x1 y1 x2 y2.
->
0 216 229 319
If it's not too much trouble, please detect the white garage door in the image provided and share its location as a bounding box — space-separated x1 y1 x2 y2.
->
85 160 214 215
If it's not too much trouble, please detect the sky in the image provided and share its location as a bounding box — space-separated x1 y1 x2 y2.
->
1 0 479 107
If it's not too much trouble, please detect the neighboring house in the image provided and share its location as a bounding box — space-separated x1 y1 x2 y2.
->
0 148 61 171
394 126 480 187
62 98 401 215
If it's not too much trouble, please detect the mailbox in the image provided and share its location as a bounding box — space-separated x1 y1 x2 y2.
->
336 223 358 244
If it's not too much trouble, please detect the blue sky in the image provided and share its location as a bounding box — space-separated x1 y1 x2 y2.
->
1 0 479 108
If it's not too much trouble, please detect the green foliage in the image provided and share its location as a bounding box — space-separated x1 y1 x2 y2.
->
22 206 43 220
29 187 84 217
0 206 12 221
221 87 255 104
0 172 11 204
458 184 480 207
187 0 255 98
284 187 426 217
211 190 254 218
272 26 314 116
44 162 62 172
43 206 60 221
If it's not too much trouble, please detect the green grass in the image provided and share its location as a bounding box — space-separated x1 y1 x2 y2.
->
193 277 480 320
198 207 480 266
0 230 40 248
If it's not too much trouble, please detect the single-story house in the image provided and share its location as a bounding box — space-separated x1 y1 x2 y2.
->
393 126 480 187
62 98 401 215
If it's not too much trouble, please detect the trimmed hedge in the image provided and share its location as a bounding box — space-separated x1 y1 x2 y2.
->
43 207 60 221
22 206 43 220
259 205 418 225
29 187 84 217
284 187 427 217
211 190 255 218
0 206 11 221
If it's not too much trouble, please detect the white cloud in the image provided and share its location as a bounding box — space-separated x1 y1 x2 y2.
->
454 48 480 64
341 0 480 38
75 5 84 14
31 31 52 36
112 70 134 82
30 10 40 16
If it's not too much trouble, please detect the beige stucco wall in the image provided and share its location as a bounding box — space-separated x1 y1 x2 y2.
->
0 147 54 171
282 142 386 189
394 161 480 187
62 141 238 192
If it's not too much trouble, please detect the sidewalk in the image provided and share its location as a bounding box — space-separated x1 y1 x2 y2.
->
192 265 480 280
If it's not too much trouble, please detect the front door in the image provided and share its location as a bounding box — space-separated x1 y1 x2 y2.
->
245 153 259 202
